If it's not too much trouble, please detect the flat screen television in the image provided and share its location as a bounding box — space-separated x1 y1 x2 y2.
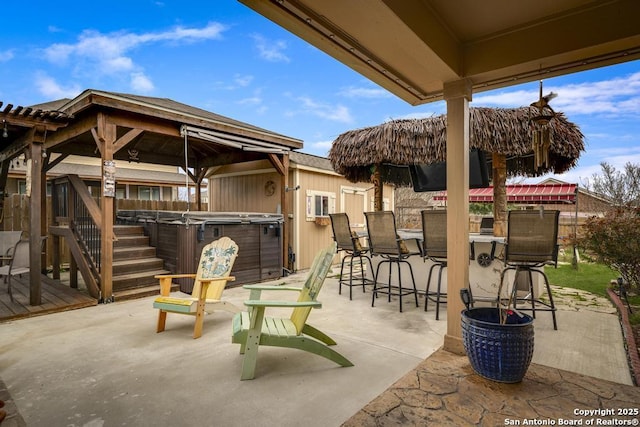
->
408 149 490 192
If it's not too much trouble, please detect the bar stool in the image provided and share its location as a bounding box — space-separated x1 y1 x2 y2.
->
421 210 448 319
498 209 560 330
364 211 420 312
329 213 375 299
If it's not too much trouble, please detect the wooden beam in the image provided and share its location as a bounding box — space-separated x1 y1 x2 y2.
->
0 113 70 132
67 175 102 228
43 152 70 173
112 128 144 154
91 126 105 157
43 114 96 149
268 153 286 176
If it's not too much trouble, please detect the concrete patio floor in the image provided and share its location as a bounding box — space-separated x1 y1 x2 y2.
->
0 272 636 426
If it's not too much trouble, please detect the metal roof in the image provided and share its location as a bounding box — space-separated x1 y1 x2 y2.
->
435 183 578 204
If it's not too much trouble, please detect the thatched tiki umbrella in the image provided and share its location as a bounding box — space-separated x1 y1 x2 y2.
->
329 106 584 235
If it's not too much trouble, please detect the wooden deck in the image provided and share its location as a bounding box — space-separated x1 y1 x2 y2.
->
0 273 96 322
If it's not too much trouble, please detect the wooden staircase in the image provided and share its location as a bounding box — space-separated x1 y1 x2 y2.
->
112 225 175 301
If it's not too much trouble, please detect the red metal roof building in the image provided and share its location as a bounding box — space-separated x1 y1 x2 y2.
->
432 181 611 214
434 183 577 203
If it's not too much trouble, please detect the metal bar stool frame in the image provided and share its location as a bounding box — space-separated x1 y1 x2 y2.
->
420 210 449 319
329 213 375 300
364 211 420 313
497 209 560 330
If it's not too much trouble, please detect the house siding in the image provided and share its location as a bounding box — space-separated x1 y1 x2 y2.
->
207 154 394 272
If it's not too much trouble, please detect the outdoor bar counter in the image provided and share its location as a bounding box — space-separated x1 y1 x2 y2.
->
364 229 544 305
117 210 283 292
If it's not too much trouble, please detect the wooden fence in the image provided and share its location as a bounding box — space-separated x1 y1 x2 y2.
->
1 194 208 267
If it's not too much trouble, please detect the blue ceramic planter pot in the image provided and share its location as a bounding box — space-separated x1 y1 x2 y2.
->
461 307 534 383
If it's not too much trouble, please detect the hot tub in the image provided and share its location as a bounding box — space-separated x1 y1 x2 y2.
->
117 210 283 293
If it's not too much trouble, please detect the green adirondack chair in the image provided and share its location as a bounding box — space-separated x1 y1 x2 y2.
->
232 242 353 380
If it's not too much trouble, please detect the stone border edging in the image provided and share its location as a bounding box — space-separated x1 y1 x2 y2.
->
607 287 640 386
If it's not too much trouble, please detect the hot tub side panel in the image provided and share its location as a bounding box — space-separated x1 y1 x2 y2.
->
198 223 282 287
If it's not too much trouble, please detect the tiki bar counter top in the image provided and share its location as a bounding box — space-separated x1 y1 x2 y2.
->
117 210 284 291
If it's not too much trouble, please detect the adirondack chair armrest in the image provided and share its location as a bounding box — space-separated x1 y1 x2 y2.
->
155 273 197 296
244 300 322 309
195 276 236 301
242 284 302 300
200 275 236 284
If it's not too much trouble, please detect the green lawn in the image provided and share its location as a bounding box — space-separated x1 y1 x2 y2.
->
545 262 619 297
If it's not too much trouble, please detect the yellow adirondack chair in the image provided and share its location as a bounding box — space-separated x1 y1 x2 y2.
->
232 242 353 380
153 236 239 339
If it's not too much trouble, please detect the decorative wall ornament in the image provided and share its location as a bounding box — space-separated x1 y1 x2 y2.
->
128 149 140 162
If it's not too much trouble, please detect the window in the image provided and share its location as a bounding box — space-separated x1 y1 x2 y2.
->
138 186 161 201
306 190 335 221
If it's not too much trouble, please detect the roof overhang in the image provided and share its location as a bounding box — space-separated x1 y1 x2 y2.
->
240 0 640 105
181 125 290 154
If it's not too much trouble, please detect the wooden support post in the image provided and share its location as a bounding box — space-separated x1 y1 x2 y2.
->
492 153 507 237
268 153 290 273
443 79 472 355
0 159 9 229
29 126 46 305
98 113 115 303
40 148 48 273
372 165 383 211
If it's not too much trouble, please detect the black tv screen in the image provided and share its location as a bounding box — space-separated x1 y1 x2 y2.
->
408 149 490 192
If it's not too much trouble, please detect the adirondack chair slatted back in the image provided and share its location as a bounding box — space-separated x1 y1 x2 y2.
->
290 242 336 333
191 236 239 300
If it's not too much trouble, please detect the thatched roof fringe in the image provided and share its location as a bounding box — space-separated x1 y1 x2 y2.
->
329 106 584 184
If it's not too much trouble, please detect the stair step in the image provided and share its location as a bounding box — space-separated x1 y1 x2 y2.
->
113 246 157 260
112 269 171 290
113 283 180 302
113 225 145 236
113 257 165 275
114 235 150 248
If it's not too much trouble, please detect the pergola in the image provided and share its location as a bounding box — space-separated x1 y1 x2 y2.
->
0 89 302 305
240 0 640 354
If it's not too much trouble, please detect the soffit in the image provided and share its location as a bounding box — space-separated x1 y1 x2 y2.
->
240 0 640 105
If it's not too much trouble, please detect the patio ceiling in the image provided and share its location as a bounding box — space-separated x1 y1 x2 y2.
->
239 0 640 105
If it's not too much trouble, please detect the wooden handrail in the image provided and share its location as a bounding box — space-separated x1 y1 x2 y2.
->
67 174 102 230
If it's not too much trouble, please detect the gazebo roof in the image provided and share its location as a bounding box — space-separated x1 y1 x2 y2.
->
329 106 584 185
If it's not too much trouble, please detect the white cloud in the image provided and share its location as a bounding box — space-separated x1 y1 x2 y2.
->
0 50 14 62
251 34 290 62
130 72 154 93
386 110 440 121
42 22 227 76
473 72 640 118
308 139 333 156
339 86 391 99
34 73 81 99
234 74 253 87
237 96 262 106
293 96 353 123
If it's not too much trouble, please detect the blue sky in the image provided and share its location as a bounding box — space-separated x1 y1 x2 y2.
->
2 0 639 185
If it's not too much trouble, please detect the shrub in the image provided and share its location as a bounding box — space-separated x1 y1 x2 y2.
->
578 207 640 293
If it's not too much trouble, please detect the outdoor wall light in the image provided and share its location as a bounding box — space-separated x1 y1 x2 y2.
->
2 120 7 138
